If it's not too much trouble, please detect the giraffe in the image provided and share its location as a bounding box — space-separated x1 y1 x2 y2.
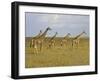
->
37 27 52 52
48 32 58 48
72 31 86 48
30 30 42 54
30 30 42 48
60 33 71 47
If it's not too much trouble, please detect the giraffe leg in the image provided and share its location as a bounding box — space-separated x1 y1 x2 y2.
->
77 40 79 48
30 42 32 48
49 44 51 49
33 47 35 54
77 42 78 48
60 41 63 48
33 47 36 54
33 42 38 54
72 41 74 48
53 42 55 48
73 41 76 48
39 42 43 52
36 48 38 54
66 41 67 48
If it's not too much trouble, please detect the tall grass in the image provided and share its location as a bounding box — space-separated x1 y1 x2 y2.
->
25 37 89 68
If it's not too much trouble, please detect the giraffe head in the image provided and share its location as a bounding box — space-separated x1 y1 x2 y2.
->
40 30 42 33
82 31 87 35
67 33 71 36
47 27 52 31
39 30 42 35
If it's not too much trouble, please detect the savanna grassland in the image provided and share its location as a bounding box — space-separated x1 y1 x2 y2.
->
25 37 89 68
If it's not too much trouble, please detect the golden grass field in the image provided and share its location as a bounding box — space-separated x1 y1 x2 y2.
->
25 37 89 68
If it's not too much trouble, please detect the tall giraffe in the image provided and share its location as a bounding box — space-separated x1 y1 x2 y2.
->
30 30 42 48
30 30 42 54
37 27 51 52
72 31 86 48
48 32 58 48
60 33 71 47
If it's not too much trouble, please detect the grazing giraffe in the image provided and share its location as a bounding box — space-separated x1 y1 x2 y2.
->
72 31 86 48
30 30 42 54
48 32 58 48
60 33 71 47
37 27 52 52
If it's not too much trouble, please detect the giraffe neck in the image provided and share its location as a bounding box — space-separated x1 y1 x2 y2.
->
63 34 70 39
32 31 42 39
37 31 42 37
49 33 57 41
74 32 85 39
35 31 42 38
39 29 49 38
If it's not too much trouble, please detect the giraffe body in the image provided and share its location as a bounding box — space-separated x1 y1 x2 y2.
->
48 32 58 49
60 33 71 47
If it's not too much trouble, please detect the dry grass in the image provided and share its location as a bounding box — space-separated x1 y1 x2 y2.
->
25 37 89 68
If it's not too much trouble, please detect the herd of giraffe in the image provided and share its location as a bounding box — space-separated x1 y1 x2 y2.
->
30 27 86 54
